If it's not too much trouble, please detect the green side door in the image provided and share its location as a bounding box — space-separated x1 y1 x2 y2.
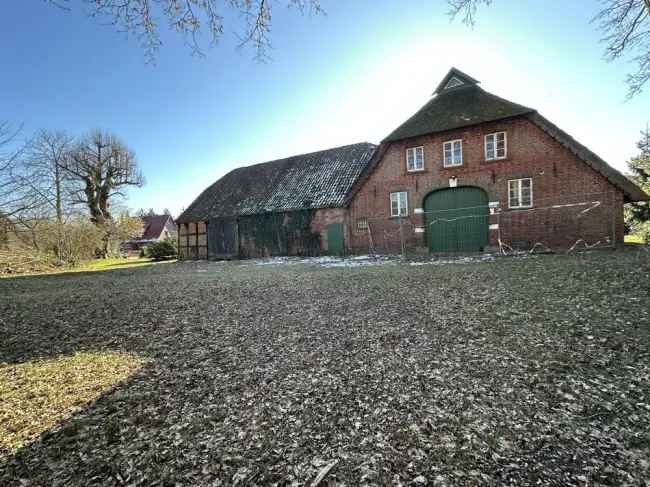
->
424 187 489 252
326 223 345 255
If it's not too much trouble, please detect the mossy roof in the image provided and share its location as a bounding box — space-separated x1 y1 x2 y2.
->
177 143 377 223
383 84 535 143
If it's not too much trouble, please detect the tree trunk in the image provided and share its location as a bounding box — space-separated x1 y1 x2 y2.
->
54 159 63 261
84 179 103 224
54 160 63 225
101 232 110 259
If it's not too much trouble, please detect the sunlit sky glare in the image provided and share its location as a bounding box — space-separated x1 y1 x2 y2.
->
1 1 648 216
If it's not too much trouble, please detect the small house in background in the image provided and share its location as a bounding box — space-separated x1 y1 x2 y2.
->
124 214 177 254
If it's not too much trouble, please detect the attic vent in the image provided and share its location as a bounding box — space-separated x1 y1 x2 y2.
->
444 76 464 90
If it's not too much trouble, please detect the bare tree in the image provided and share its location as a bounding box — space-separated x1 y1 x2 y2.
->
0 126 16 247
20 130 75 225
596 0 650 97
59 130 143 257
46 0 322 62
0 123 37 220
63 130 144 228
0 124 50 252
4 130 77 258
448 0 650 97
0 124 18 217
447 0 492 27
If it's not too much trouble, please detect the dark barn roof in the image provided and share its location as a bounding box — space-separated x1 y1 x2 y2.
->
177 143 377 223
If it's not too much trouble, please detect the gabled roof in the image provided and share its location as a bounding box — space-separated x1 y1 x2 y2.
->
383 83 535 143
380 68 648 203
177 143 377 223
141 214 175 240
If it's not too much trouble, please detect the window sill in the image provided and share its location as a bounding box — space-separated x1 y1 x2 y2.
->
484 157 509 163
508 205 533 210
406 169 426 173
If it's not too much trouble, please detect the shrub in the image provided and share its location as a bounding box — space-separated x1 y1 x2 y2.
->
635 221 650 244
146 239 177 260
58 220 105 264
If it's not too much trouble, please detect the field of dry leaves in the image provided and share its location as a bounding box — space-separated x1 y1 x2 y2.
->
1 250 649 486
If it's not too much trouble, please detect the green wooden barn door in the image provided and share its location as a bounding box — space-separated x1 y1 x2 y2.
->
424 187 489 252
327 223 345 255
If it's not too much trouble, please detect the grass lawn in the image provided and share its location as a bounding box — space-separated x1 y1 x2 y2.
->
1 250 649 485
0 256 167 278
73 257 155 272
50 256 175 275
0 352 145 455
625 234 646 244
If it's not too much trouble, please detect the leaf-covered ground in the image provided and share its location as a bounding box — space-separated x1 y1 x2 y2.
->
1 250 649 486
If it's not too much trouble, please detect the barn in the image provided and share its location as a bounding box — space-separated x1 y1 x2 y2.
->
178 68 648 259
176 143 376 259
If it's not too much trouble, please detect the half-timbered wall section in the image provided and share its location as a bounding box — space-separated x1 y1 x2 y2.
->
178 221 207 260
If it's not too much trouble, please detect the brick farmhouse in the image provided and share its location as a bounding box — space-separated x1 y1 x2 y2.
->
177 68 648 259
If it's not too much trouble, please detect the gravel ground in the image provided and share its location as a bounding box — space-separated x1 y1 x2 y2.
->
1 250 649 486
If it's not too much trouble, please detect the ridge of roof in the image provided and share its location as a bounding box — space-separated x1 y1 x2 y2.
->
231 142 377 171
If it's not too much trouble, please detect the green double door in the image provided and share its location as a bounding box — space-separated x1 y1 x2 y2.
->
424 187 489 252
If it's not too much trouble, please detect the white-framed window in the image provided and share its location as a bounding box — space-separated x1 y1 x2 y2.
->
390 191 408 217
485 131 507 160
406 146 424 172
443 139 463 167
508 178 533 208
356 218 369 233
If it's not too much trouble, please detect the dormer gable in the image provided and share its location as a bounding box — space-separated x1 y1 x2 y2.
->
433 67 480 95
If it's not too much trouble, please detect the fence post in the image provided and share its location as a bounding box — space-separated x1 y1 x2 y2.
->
399 216 405 258
366 221 375 256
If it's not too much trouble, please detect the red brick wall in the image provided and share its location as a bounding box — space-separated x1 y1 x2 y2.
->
311 208 349 253
349 116 625 253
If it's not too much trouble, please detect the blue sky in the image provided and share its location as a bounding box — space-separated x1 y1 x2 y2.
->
1 0 648 217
